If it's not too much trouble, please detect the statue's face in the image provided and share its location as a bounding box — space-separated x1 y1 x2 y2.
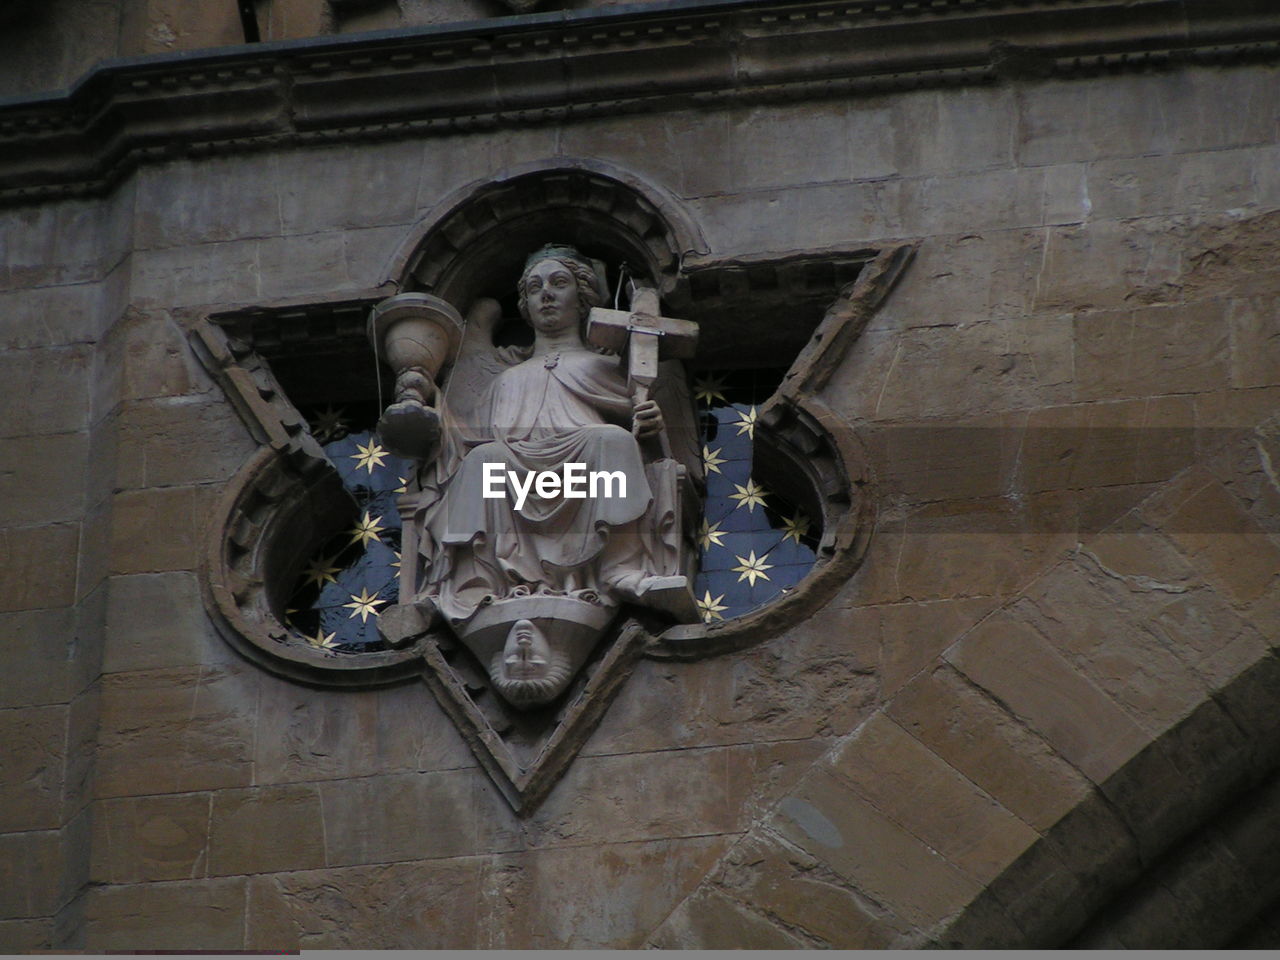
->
501 619 552 680
490 618 573 707
523 259 581 334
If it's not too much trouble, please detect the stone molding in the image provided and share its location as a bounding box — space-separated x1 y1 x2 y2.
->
2 0 1279 205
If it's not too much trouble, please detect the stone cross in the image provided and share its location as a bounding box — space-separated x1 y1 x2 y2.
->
586 285 699 458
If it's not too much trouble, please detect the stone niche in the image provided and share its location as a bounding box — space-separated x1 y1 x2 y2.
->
199 160 894 812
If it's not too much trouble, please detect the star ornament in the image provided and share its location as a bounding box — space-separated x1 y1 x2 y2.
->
697 518 727 551
311 405 350 442
693 372 728 406
702 446 727 475
729 478 769 512
307 628 339 650
349 511 386 548
302 554 342 588
696 590 729 622
733 405 758 439
343 587 386 623
782 511 811 545
351 439 389 474
732 550 774 587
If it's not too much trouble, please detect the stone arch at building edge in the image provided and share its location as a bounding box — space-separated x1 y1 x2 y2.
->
645 450 1280 947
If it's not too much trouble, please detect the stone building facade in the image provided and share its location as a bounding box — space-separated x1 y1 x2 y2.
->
2 0 1279 949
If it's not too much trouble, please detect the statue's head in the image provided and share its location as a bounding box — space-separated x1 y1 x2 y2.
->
517 244 607 329
488 618 574 707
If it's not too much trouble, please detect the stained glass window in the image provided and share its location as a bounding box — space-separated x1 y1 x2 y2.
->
692 369 821 623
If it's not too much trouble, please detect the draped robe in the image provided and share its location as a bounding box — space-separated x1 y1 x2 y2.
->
416 344 676 624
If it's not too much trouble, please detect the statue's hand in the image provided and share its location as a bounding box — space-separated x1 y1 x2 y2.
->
633 398 664 438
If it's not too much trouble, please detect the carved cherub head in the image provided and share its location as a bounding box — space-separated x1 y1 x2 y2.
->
489 618 573 707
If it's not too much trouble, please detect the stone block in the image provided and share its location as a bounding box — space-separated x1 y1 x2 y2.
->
95 665 257 798
1075 300 1231 402
90 793 211 884
318 769 519 867
118 0 241 56
129 241 261 311
84 877 246 951
63 686 99 820
878 597 1001 697
867 229 1048 333
0 918 53 951
93 308 212 409
894 86 1015 177
246 856 483 950
135 156 283 251
770 767 982 930
0 201 110 292
263 0 330 40
714 833 910 947
944 612 1149 784
0 433 87 526
649 886 806 949
256 231 352 301
1018 559 1208 733
1149 587 1270 691
0 607 74 708
725 102 862 192
0 523 80 613
1016 72 1173 167
1142 470 1280 606
849 497 1074 605
103 572 228 673
867 419 1023 504
1087 150 1257 222
1229 294 1280 389
112 398 254 490
531 740 822 848
559 113 688 198
0 283 103 351
830 712 1039 886
1035 219 1184 314
0 344 91 439
208 784 326 877
692 178 904 258
1163 65 1280 154
107 485 217 575
69 581 106 698
277 141 425 236
0 830 60 920
486 837 733 949
0 704 66 832
887 664 1091 833
899 167 1045 237
371 679 475 775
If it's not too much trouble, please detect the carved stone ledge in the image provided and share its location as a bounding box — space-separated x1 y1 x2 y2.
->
1 0 1277 205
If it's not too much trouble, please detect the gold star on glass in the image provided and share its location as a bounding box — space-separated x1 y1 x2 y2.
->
696 590 728 622
729 478 769 512
702 446 727 475
696 518 727 551
343 587 385 623
391 550 402 570
693 372 728 406
732 550 774 587
351 439 389 474
307 628 339 649
782 511 811 545
310 405 349 442
349 511 386 548
394 475 409 494
733 405 758 438
302 554 342 589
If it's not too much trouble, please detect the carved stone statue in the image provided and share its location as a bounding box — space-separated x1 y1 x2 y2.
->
370 244 700 709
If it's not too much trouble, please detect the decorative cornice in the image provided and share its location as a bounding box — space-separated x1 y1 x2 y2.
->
0 0 1277 206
